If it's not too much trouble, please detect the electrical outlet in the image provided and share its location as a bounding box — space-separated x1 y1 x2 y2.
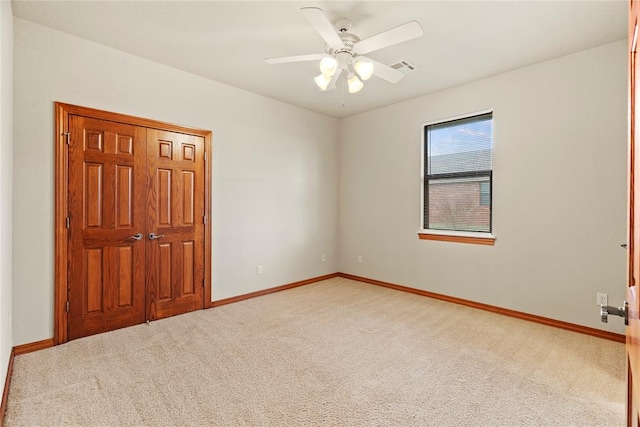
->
321 254 326 262
357 255 363 264
256 265 263 275
597 292 608 306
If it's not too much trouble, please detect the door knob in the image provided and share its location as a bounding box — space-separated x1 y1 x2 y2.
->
129 233 143 241
600 301 628 325
148 233 165 240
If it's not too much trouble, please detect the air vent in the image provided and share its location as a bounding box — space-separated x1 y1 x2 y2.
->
390 60 417 72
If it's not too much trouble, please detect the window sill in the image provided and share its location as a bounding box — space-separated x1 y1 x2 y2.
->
417 230 495 246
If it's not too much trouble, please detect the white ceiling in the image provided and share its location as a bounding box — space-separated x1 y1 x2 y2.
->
11 1 628 119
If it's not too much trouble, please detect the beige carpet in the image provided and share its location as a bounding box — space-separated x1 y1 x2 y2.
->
4 277 625 426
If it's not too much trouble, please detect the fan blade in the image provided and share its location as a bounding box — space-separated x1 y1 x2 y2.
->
326 68 343 91
301 7 344 50
353 21 423 55
357 56 405 83
265 53 326 64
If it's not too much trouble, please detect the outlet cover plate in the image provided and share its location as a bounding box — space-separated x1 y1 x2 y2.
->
597 292 607 306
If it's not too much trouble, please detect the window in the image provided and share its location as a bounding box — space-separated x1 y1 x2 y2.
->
421 112 493 244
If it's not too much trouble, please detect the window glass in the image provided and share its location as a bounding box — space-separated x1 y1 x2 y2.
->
479 181 490 206
424 113 493 233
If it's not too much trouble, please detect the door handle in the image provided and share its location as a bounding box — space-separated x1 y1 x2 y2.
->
129 233 143 241
600 301 628 325
148 233 165 240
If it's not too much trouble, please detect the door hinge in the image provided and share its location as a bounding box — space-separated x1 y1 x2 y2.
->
204 152 207 161
66 301 70 312
63 132 71 145
66 217 70 229
203 214 207 225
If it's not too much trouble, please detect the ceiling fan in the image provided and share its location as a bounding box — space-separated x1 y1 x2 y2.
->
265 7 423 94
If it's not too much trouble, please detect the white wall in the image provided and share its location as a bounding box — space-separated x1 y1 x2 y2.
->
0 0 13 389
12 18 338 345
338 40 628 334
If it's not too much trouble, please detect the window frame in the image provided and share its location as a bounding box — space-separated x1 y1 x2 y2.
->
419 110 495 245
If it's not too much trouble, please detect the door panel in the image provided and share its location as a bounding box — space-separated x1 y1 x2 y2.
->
68 116 147 340
115 165 134 227
116 245 134 306
630 2 640 425
146 129 204 320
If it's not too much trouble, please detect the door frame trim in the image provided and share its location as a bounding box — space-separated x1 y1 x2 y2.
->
54 102 213 344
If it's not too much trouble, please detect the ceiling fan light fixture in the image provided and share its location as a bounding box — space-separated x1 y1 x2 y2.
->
347 74 364 94
354 60 374 81
319 56 338 77
314 73 331 91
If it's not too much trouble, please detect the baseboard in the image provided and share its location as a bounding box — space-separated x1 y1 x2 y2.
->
209 273 340 308
338 273 626 344
0 348 15 426
14 338 55 356
0 338 58 422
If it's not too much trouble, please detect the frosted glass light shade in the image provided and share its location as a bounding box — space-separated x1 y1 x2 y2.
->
314 73 331 91
319 57 338 77
347 74 363 93
354 60 374 81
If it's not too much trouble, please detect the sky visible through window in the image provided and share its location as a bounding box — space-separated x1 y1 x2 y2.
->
428 116 493 157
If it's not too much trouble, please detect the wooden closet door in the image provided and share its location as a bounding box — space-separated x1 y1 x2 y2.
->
67 116 147 340
146 129 205 319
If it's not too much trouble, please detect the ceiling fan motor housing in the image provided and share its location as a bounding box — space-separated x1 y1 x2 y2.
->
325 31 361 68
